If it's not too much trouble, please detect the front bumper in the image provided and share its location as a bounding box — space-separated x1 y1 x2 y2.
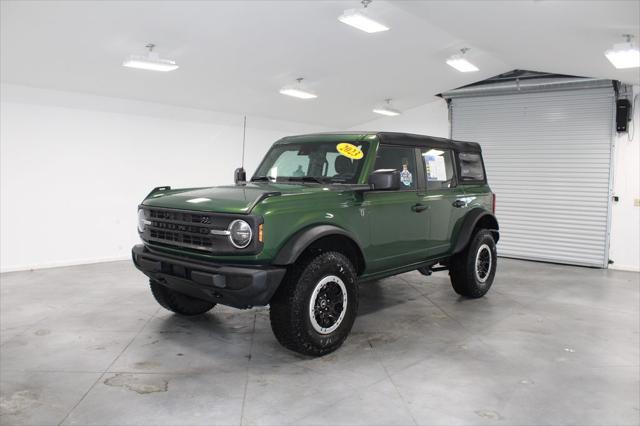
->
132 244 286 309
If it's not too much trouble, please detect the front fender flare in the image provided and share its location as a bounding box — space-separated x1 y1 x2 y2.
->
272 225 364 266
452 209 499 254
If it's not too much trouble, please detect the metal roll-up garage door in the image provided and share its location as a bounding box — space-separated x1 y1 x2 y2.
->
447 81 614 267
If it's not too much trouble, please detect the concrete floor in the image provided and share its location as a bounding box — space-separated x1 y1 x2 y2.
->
0 258 638 426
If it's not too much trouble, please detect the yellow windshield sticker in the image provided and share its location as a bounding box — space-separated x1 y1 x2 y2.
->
336 143 363 160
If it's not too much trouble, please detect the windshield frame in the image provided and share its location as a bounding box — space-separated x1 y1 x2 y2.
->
251 139 371 185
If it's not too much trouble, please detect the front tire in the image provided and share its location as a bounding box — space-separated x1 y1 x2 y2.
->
269 251 358 356
150 280 216 316
449 229 497 298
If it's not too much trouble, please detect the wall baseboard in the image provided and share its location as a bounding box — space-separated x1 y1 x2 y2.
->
609 264 640 273
1 256 130 273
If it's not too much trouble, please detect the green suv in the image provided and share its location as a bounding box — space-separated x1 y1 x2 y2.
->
132 132 499 355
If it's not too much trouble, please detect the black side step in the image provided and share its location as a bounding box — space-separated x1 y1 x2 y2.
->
417 265 448 276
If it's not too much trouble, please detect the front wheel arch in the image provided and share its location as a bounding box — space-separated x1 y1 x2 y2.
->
272 225 366 275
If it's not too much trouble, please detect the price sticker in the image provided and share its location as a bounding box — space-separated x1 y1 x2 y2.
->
336 143 364 160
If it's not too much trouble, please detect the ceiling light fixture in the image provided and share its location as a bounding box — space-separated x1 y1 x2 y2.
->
338 0 389 34
373 99 401 116
279 78 318 99
605 34 640 69
122 43 179 72
446 48 479 72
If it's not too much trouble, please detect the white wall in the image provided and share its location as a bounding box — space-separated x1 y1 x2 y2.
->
349 98 449 137
609 85 640 271
0 84 326 272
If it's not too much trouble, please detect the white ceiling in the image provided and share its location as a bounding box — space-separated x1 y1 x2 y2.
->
1 0 638 127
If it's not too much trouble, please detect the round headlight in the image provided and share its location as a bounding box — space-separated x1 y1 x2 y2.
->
137 209 147 233
228 220 252 248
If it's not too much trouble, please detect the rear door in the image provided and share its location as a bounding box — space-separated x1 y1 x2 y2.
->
364 144 428 272
417 147 468 258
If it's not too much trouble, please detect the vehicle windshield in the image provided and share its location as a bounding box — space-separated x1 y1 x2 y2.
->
252 141 369 184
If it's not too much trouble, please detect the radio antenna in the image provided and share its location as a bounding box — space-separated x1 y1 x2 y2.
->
234 115 248 185
241 115 247 168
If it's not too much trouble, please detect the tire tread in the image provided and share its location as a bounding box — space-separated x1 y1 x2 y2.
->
449 229 496 298
269 251 357 356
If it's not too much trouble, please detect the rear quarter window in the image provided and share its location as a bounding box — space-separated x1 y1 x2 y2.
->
458 152 485 183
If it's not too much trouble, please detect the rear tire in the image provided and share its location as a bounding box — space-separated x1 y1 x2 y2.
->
150 280 216 315
449 229 497 298
269 251 358 356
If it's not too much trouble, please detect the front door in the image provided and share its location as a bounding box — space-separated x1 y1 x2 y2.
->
417 146 468 257
364 145 428 272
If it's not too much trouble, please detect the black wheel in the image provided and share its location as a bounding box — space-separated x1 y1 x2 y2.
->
269 251 358 356
149 280 216 316
449 229 497 298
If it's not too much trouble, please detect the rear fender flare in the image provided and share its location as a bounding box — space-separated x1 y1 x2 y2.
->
452 209 499 254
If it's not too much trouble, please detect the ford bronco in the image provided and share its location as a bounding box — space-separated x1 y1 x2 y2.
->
132 132 499 355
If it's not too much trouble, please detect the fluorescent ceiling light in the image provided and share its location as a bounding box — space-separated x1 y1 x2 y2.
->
446 57 479 72
424 149 444 157
605 35 640 69
338 9 389 33
279 88 317 99
446 48 479 72
373 99 401 116
122 56 179 72
372 107 400 116
279 78 317 99
338 0 389 33
122 43 179 72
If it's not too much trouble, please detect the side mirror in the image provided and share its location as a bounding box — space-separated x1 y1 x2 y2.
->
368 169 401 190
234 167 246 185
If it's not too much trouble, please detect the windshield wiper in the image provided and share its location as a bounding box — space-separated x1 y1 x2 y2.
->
253 176 339 185
286 176 327 184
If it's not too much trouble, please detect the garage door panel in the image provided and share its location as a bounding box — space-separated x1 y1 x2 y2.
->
460 130 612 138
489 164 611 169
489 174 610 182
451 87 613 267
501 240 606 256
499 205 608 216
496 186 602 194
497 194 608 205
498 220 607 233
499 250 605 268
498 213 608 227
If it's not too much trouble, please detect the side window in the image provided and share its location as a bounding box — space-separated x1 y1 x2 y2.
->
458 152 485 182
421 148 456 190
373 145 417 190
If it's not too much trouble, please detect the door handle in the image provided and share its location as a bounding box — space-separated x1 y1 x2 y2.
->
412 203 429 213
452 200 466 208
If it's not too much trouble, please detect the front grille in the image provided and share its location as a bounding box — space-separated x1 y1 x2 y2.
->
140 206 262 255
149 229 213 250
144 208 227 252
149 209 216 225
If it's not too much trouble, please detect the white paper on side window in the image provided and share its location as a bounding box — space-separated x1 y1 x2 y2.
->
425 155 447 181
269 166 278 179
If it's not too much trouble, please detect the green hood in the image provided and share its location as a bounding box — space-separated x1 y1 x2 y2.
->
141 183 328 214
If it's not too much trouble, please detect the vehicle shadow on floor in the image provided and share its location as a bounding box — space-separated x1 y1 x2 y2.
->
151 308 257 340
357 279 412 317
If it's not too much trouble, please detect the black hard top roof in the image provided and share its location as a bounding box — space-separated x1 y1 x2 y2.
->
279 131 482 153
